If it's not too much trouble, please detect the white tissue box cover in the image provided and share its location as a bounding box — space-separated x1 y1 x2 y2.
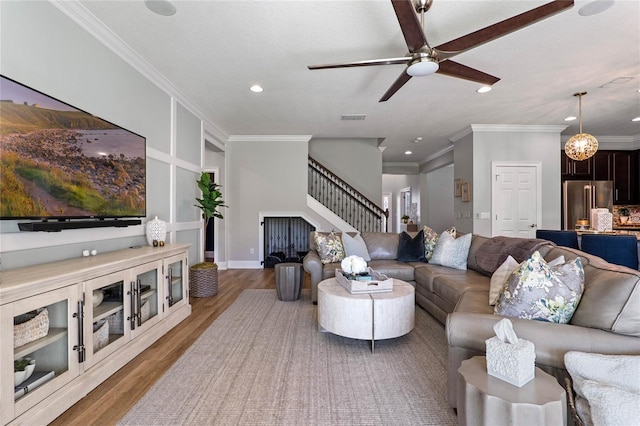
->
592 212 613 231
485 336 536 387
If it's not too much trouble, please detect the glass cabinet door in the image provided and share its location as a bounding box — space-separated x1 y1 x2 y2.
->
1 286 81 423
83 271 129 368
164 253 188 313
129 261 162 339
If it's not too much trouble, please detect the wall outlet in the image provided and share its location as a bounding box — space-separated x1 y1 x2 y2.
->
250 248 255 254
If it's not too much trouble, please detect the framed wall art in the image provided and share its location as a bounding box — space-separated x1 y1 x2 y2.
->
461 182 471 202
454 178 463 197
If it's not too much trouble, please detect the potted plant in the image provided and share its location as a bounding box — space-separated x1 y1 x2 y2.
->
401 215 410 224
618 207 630 225
191 172 227 297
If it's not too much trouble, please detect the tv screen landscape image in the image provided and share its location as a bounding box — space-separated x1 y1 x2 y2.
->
0 75 146 220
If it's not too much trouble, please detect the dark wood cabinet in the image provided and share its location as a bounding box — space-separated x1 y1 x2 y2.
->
613 151 639 204
561 151 592 180
592 150 613 181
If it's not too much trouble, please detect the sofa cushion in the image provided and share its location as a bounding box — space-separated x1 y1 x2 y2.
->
313 231 345 264
415 263 472 293
433 273 490 308
361 232 399 260
570 262 640 337
397 230 426 262
341 232 371 261
430 232 472 270
494 252 584 324
368 259 415 282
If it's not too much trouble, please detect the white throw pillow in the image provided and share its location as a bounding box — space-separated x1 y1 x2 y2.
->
581 380 640 426
429 232 471 270
341 233 371 261
489 256 518 305
565 351 640 426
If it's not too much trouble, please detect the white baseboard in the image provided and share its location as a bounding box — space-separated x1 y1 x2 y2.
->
227 260 263 269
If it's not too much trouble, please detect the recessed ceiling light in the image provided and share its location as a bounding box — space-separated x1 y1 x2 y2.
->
477 86 492 93
250 85 263 93
632 117 640 122
144 0 176 16
564 116 577 121
413 137 422 143
579 0 615 16
404 151 412 155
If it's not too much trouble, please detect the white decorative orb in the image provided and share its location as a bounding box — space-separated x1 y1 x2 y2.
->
146 216 167 246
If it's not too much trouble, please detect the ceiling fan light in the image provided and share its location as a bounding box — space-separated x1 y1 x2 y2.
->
565 133 599 161
407 58 439 77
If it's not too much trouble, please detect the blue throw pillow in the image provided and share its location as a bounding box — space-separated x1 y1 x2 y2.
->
397 230 426 262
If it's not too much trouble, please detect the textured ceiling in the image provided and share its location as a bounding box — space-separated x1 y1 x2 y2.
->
79 0 640 163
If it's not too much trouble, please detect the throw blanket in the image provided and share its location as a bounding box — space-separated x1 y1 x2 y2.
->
475 237 551 276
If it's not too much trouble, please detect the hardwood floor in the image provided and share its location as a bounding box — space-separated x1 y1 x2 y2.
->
51 268 308 426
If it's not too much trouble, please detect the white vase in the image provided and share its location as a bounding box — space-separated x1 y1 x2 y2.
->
146 216 167 246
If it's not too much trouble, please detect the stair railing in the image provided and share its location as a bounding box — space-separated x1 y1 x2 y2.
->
308 156 386 232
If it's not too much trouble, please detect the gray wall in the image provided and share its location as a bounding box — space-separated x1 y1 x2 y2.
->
453 125 564 237
453 131 474 234
422 165 455 233
0 1 203 269
309 138 382 204
226 136 333 268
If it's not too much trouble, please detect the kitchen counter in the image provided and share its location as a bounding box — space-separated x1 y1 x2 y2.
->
577 229 640 241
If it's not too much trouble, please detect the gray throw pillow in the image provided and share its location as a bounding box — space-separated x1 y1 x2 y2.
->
429 232 471 270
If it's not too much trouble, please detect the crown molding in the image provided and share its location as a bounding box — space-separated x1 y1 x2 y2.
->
470 124 568 133
49 0 228 144
420 145 454 164
227 135 312 143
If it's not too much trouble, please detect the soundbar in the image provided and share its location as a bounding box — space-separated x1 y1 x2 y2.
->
18 219 142 232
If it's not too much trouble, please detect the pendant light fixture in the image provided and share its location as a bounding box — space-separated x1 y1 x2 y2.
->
564 92 598 161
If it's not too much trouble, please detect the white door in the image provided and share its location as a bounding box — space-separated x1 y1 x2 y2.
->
492 163 541 237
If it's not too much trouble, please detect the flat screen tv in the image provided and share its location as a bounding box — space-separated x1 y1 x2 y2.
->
0 75 146 227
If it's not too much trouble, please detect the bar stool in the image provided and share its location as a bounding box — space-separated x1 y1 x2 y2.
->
580 234 639 270
536 230 579 249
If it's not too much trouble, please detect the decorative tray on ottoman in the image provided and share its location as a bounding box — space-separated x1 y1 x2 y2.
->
335 268 393 294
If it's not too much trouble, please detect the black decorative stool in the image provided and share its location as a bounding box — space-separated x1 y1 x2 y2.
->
275 262 302 301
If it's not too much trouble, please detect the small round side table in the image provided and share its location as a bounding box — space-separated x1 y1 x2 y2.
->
457 356 566 426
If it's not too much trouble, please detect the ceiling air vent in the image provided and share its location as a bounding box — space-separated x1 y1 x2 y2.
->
340 114 366 121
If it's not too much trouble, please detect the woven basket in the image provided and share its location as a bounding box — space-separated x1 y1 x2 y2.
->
190 263 218 297
14 308 50 348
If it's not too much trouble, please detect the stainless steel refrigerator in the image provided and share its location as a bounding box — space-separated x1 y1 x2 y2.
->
562 181 614 230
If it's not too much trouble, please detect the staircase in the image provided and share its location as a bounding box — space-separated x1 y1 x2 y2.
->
308 156 386 232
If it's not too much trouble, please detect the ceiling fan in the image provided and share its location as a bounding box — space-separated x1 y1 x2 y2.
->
308 0 574 102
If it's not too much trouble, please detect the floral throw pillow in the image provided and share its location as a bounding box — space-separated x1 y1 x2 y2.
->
423 226 455 261
313 232 345 264
494 251 584 324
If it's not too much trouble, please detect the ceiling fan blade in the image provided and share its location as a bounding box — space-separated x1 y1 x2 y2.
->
308 57 409 70
379 71 412 102
391 0 428 52
437 60 500 86
435 0 574 59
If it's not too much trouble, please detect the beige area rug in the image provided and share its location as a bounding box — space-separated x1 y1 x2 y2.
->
119 289 457 425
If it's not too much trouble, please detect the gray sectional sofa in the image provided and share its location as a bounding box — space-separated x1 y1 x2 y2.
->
303 231 640 407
